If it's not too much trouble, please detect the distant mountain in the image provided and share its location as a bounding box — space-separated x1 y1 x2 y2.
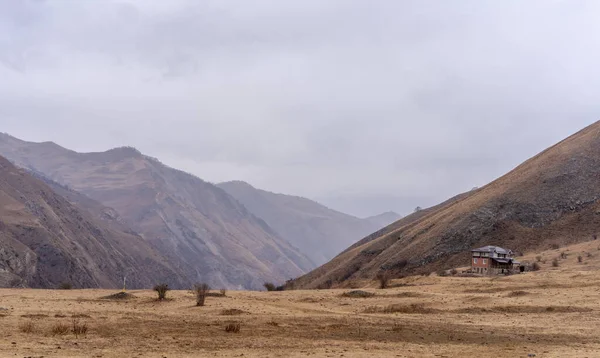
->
0 155 185 289
0 134 313 289
293 121 600 289
364 211 402 228
217 181 386 265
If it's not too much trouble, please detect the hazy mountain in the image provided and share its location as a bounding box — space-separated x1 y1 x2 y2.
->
217 181 389 265
293 121 600 288
364 211 402 229
0 134 313 289
0 155 185 289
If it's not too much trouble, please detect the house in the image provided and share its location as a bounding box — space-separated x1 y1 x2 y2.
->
471 245 520 275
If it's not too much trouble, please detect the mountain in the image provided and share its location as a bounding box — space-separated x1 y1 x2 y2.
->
217 181 386 265
0 134 313 289
293 121 600 289
364 211 402 228
0 155 185 289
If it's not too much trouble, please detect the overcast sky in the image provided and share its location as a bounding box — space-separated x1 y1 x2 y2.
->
1 0 599 217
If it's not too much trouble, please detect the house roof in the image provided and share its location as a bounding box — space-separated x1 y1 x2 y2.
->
471 245 512 254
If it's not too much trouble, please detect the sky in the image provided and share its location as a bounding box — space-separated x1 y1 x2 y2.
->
1 0 600 217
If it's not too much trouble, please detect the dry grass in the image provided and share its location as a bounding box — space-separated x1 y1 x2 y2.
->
19 321 35 334
225 322 241 333
220 309 246 316
50 322 70 336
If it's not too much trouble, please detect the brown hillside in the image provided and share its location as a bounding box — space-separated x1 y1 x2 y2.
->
0 134 313 289
217 181 393 265
0 155 185 289
294 121 600 289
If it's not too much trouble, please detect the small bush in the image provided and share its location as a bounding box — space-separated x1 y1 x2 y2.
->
551 244 560 250
341 290 375 298
437 270 449 277
531 262 541 271
50 322 70 336
264 282 276 292
220 289 227 297
536 256 542 262
376 271 391 289
153 284 170 300
552 259 560 267
19 321 36 334
220 309 245 316
578 255 583 263
58 282 73 290
507 290 529 297
594 234 598 240
560 252 568 259
450 268 458 276
193 283 210 307
72 319 88 338
587 252 594 258
225 322 241 333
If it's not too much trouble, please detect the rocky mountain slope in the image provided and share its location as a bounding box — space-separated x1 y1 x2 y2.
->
293 121 600 289
0 155 185 289
0 134 313 289
218 181 398 265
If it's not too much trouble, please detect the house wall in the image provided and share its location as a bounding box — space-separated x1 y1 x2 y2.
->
471 256 490 274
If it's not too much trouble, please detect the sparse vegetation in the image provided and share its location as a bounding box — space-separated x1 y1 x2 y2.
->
153 283 170 300
560 252 568 259
50 322 70 336
225 322 241 333
507 291 529 297
193 283 210 306
19 321 36 334
364 303 437 314
264 282 276 291
58 282 73 290
551 244 560 250
578 255 583 263
221 309 245 316
531 262 541 271
220 289 227 297
552 259 560 267
450 268 458 276
376 270 392 289
341 290 375 298
536 255 542 262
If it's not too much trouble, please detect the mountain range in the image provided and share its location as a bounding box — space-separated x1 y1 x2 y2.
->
292 120 600 289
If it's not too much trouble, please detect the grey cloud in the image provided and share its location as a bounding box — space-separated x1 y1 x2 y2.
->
0 0 599 217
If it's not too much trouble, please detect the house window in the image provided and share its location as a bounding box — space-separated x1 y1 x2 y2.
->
483 259 487 265
473 258 478 264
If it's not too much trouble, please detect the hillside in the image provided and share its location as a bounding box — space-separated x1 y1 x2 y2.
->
364 211 402 229
0 134 313 289
0 155 185 289
218 181 394 265
293 120 600 289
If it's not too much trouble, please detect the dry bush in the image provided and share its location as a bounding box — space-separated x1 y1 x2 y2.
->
266 320 279 327
560 252 568 259
531 262 541 271
551 243 560 250
50 322 70 336
507 290 529 297
341 290 375 298
578 255 583 263
552 259 560 267
263 282 276 292
587 252 594 258
376 270 391 289
220 289 227 297
193 283 210 307
19 321 36 334
536 255 542 262
153 284 170 300
58 282 73 290
72 319 88 338
450 268 458 276
225 322 241 333
220 309 245 316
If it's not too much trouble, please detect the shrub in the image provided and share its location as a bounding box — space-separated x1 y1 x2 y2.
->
220 309 245 316
341 290 375 298
551 243 560 250
450 268 458 276
192 283 210 307
437 270 449 277
587 252 594 258
58 282 73 290
531 262 541 271
19 321 36 334
560 252 568 259
263 282 276 292
578 255 583 263
536 256 542 262
225 322 241 333
72 319 88 338
153 284 170 300
50 322 70 336
220 289 227 297
376 270 391 289
594 234 598 240
552 259 560 267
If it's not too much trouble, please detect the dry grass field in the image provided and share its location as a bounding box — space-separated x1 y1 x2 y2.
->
2 241 600 357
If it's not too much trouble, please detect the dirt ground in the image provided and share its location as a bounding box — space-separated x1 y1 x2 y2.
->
2 241 600 357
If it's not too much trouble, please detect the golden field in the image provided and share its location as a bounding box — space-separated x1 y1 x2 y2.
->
2 241 600 357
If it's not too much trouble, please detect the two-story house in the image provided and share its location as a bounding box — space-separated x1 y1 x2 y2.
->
471 245 519 275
